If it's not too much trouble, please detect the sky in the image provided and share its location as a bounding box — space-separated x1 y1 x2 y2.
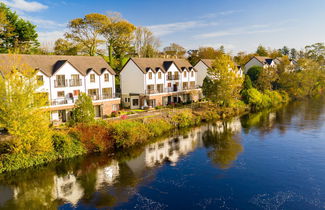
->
1 0 325 54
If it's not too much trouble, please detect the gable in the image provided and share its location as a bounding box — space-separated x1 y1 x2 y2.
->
53 61 82 76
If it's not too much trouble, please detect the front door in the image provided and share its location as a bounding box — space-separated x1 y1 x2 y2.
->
58 110 67 122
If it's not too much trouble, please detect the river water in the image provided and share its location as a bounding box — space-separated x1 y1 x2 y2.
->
1 97 325 209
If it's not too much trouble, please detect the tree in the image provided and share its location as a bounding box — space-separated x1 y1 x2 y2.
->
246 66 263 84
203 53 244 106
256 45 268 56
0 55 52 154
65 13 108 56
281 46 290 56
163 43 186 58
234 51 254 66
70 93 95 125
187 49 199 65
305 43 325 65
100 12 136 66
134 27 160 57
54 38 80 55
290 48 297 60
188 47 223 65
0 3 39 53
256 66 278 91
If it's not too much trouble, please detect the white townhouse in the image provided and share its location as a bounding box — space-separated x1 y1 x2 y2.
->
120 58 201 109
194 59 243 87
0 54 120 122
244 56 276 73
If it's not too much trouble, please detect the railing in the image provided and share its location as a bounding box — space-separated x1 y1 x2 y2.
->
51 99 68 106
54 79 68 88
69 79 82 87
167 75 180 80
50 93 121 106
145 86 201 95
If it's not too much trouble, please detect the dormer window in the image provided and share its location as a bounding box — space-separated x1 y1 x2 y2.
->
36 75 44 85
184 71 187 77
90 74 95 83
149 72 153 80
191 71 194 77
104 73 109 82
158 72 162 79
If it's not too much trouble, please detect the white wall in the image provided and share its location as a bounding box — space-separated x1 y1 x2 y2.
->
194 61 208 87
120 60 144 94
50 62 85 103
244 58 263 73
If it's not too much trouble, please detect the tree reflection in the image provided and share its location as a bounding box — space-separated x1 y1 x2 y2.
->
203 123 243 169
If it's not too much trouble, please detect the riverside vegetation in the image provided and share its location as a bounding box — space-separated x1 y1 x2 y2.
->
1 5 325 173
1 53 324 173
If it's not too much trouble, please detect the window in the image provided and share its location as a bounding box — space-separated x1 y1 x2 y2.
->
90 74 95 83
36 75 44 85
174 72 179 79
168 83 171 87
102 88 112 99
127 98 130 102
56 75 66 87
132 99 139 106
125 98 128 102
73 90 80 96
158 72 162 79
104 73 109 82
191 71 194 77
57 91 65 97
183 71 187 77
148 72 153 79
168 72 172 79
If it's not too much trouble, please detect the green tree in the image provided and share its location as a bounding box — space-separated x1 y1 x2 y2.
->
281 46 290 55
256 44 268 56
305 43 325 65
0 3 39 53
100 13 136 66
0 55 52 154
290 48 297 60
65 13 108 56
246 66 263 84
203 53 244 106
70 93 95 125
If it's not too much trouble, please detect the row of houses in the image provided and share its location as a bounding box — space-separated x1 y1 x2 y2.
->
0 54 292 122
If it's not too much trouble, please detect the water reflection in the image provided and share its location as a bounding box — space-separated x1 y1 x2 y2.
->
0 118 243 209
1 96 325 209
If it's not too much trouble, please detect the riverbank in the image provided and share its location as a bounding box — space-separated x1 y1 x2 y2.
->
0 101 252 174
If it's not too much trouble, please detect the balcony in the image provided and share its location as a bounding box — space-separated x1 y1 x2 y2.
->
69 79 82 87
54 79 68 88
167 75 180 80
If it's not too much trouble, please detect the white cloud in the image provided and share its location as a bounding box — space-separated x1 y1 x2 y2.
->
1 0 48 12
22 16 66 29
148 20 218 36
38 30 66 48
199 10 241 19
195 24 286 39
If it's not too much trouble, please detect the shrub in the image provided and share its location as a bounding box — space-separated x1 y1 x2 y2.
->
247 66 263 83
111 111 119 118
144 118 173 137
69 93 95 126
170 110 200 128
108 120 150 148
71 123 113 153
52 132 85 159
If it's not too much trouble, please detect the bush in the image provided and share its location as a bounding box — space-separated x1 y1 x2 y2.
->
247 66 263 83
52 132 85 159
71 123 113 153
108 120 150 148
144 118 173 137
170 110 200 128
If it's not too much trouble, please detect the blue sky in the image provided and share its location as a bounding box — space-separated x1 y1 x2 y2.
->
1 0 325 54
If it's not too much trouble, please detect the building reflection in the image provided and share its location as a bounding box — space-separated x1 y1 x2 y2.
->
0 118 243 209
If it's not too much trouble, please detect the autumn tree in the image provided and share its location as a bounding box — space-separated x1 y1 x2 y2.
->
305 43 325 65
0 3 39 53
234 51 255 66
65 13 108 56
163 43 186 58
256 44 268 56
256 66 279 91
0 55 52 154
54 38 81 55
134 27 160 57
203 53 244 106
100 13 136 67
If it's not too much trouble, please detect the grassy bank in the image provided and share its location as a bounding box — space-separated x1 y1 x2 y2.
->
0 102 250 174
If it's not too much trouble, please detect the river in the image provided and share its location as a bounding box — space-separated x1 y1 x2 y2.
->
1 96 325 209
